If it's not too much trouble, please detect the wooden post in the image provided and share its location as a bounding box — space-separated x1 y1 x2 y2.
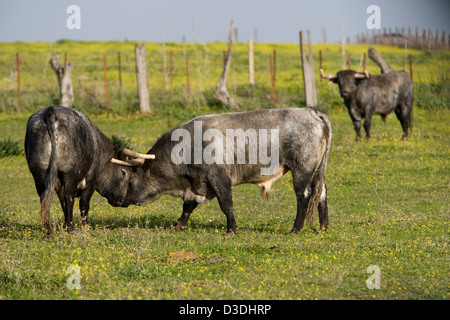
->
269 54 275 105
319 50 323 81
299 30 317 107
103 55 109 110
415 27 419 49
409 54 413 81
16 53 21 112
273 49 277 85
341 11 346 69
117 52 122 88
248 38 255 86
49 53 74 108
134 43 151 114
435 29 440 49
169 50 174 91
222 50 226 67
442 31 447 50
322 28 327 44
363 52 367 70
185 51 191 103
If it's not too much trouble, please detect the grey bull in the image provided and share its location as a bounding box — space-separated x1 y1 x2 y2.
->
117 107 332 234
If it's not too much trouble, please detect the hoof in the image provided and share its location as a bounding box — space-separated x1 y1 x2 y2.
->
290 227 302 234
174 224 187 231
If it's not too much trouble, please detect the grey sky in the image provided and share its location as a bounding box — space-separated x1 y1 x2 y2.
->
0 0 449 43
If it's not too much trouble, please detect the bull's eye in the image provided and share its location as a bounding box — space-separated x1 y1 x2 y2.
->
121 169 127 178
130 174 135 182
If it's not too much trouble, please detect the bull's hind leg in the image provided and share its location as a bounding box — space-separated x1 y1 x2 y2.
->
57 183 77 232
207 172 237 234
318 184 329 231
395 105 410 139
175 200 198 231
290 170 312 233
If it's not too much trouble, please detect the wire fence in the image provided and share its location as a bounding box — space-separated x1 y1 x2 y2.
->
1 38 448 114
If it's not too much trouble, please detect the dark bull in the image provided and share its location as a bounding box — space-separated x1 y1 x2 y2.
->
321 68 413 141
25 106 154 234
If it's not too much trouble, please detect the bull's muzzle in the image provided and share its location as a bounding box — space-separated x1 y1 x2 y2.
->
108 197 126 207
341 91 350 98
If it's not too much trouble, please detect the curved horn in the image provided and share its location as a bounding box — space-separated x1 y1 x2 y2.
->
111 158 144 167
320 68 337 80
121 148 155 159
354 69 369 79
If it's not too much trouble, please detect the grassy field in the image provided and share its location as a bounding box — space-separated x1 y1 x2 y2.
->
0 41 449 300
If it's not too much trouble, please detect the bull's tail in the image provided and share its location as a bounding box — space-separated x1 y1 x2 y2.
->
40 107 59 234
305 110 332 224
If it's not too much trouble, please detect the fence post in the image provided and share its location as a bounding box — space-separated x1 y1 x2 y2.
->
273 48 277 86
341 11 346 69
319 50 323 81
134 43 151 114
442 32 447 50
299 30 317 107
16 53 21 112
409 54 413 81
185 51 191 103
169 50 174 91
248 38 254 86
322 28 327 44
117 52 122 88
269 54 275 105
363 52 367 70
103 55 109 110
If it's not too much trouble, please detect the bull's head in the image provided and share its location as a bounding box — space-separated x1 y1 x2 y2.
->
100 148 155 207
320 69 369 99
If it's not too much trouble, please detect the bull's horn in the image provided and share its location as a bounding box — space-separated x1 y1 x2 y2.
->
354 69 369 79
122 148 155 159
111 158 144 167
320 68 337 80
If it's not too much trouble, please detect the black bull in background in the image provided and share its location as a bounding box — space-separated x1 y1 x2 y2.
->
320 68 413 141
25 106 153 234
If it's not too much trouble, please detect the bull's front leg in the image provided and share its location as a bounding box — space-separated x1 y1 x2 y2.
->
363 112 373 140
79 187 95 227
347 107 362 142
175 200 198 231
353 120 362 141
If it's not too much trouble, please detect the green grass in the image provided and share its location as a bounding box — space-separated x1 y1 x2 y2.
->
0 41 449 300
0 108 448 300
